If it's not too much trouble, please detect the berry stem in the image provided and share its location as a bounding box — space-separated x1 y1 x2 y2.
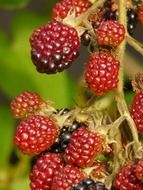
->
127 34 143 56
116 0 140 150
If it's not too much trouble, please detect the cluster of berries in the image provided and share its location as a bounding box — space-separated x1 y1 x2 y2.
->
10 0 143 189
10 91 108 189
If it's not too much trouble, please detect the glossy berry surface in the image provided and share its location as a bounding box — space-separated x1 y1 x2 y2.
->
71 178 107 190
64 127 103 168
96 20 125 47
11 91 43 119
135 158 143 181
30 153 64 190
51 164 85 190
127 9 138 35
131 92 143 133
115 164 143 190
14 115 58 154
85 52 120 96
50 121 86 153
52 0 91 20
30 21 80 74
138 4 143 25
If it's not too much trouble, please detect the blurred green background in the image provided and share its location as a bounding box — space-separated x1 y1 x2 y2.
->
0 0 143 189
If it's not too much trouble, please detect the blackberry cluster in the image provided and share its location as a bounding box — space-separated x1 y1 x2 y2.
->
50 121 86 153
71 178 107 190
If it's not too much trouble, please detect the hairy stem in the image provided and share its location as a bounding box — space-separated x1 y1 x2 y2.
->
116 0 139 147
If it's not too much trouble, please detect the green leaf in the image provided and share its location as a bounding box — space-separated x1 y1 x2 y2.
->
0 104 14 169
0 12 76 108
125 91 135 107
0 0 29 9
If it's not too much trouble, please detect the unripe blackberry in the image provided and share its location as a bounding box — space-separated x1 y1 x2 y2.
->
30 21 80 74
64 127 103 168
131 92 143 133
138 4 143 25
51 164 85 190
96 20 125 47
52 0 91 20
85 52 120 96
115 164 143 190
135 158 143 181
30 153 64 190
11 91 43 119
14 115 58 154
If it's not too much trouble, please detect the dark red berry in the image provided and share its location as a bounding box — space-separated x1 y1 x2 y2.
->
135 158 143 181
138 4 143 25
115 164 143 190
30 21 80 74
64 127 103 168
52 0 91 20
14 115 58 154
85 52 120 96
11 91 43 119
30 153 64 190
51 164 85 190
131 92 143 133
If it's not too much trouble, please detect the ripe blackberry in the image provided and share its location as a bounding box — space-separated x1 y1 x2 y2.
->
138 4 143 25
135 158 143 181
30 153 64 190
14 115 58 154
51 164 85 190
50 121 86 153
30 21 80 74
81 31 91 46
71 178 107 190
115 164 143 190
85 52 120 96
52 0 91 20
127 9 138 35
131 92 143 133
96 20 125 47
11 91 43 119
64 127 103 168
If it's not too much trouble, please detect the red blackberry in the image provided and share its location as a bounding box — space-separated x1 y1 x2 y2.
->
131 92 143 133
51 164 85 190
96 20 125 47
30 21 80 74
52 0 91 20
10 91 43 119
135 158 143 181
64 127 103 168
138 4 143 25
50 121 87 153
14 115 58 154
115 164 143 190
71 178 107 190
85 52 120 96
30 153 64 190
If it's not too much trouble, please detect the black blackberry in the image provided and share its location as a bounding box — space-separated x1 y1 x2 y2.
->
50 121 86 153
127 8 138 35
81 31 91 46
71 178 107 190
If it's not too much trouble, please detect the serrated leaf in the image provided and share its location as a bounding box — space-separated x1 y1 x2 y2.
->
0 12 76 108
0 0 29 9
